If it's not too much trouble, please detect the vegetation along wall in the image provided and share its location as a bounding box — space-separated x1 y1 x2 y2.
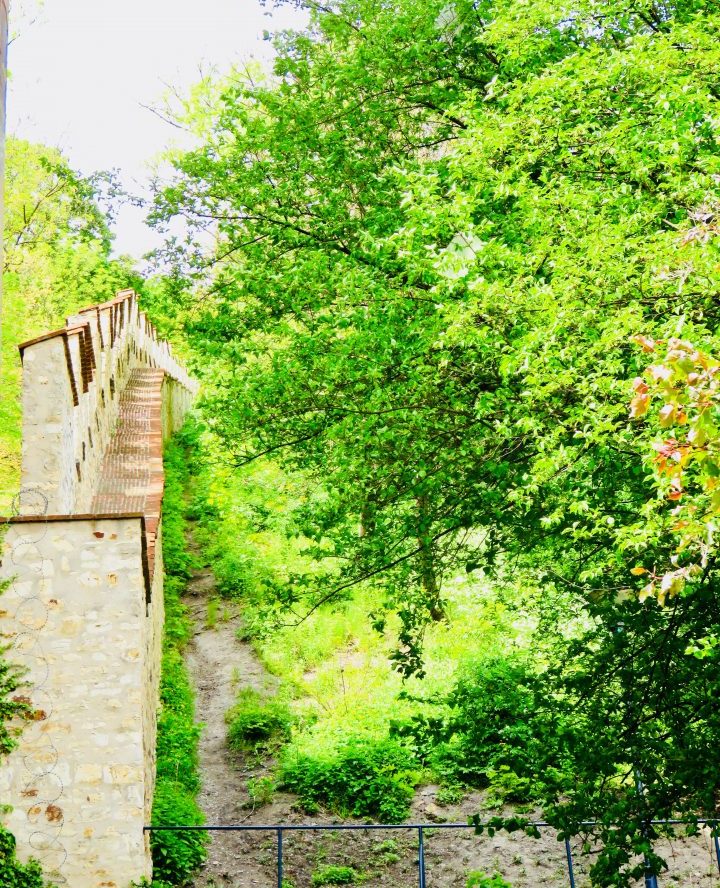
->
0 289 197 887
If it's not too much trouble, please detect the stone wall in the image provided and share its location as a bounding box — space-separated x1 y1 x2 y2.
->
0 516 156 886
19 289 196 516
1 290 197 887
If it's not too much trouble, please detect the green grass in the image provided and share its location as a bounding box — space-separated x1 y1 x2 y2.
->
150 432 208 884
312 865 362 886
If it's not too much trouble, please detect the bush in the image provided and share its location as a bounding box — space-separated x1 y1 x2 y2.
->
466 872 513 888
150 779 209 885
311 865 360 885
227 689 293 755
0 827 43 888
445 656 565 802
393 655 564 803
280 736 418 822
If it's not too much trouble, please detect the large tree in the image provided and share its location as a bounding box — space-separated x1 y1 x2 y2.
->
154 1 720 881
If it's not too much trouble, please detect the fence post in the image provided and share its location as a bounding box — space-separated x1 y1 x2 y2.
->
714 833 720 875
277 827 284 888
564 837 576 888
418 826 426 888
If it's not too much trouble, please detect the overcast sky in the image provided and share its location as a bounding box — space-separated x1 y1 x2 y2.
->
7 0 308 257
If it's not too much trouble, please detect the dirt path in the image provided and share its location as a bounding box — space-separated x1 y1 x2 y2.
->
181 534 720 888
183 539 284 888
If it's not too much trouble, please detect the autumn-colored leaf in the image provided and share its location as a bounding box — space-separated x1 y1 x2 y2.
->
659 404 676 427
633 334 656 353
630 393 650 418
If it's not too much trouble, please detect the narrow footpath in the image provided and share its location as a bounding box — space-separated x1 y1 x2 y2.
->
182 533 281 888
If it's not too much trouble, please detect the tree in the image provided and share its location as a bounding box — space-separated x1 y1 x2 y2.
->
153 1 720 881
0 138 143 504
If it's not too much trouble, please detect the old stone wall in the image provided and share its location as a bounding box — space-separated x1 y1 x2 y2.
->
1 290 197 887
19 289 196 516
0 516 153 886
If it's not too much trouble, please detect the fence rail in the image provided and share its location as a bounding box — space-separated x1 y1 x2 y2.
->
145 818 720 888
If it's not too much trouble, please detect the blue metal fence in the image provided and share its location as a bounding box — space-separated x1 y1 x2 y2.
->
145 818 720 887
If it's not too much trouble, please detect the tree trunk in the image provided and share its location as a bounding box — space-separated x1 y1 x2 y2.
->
416 495 445 621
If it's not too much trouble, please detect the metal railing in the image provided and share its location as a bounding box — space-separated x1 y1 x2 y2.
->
146 818 720 887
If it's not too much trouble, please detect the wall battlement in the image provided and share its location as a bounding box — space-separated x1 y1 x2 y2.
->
1 290 197 887
18 288 196 518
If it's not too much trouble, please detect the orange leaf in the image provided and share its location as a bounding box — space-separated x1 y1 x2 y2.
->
633 334 656 353
630 393 650 418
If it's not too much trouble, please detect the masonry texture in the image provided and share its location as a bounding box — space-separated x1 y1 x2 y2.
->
0 290 197 887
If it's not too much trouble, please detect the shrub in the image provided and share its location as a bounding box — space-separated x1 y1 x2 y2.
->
466 872 513 888
445 655 566 802
247 775 276 807
156 650 201 794
0 827 43 888
280 736 419 822
150 778 209 885
227 689 293 755
311 865 360 885
393 655 566 803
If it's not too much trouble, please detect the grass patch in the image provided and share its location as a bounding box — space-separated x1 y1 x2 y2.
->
311 865 362 886
227 688 293 756
150 428 208 885
466 872 514 888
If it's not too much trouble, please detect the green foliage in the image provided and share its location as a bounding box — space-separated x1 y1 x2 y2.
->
150 780 208 885
0 579 44 885
0 581 31 758
280 736 419 823
226 688 293 755
391 655 565 803
0 826 43 888
1 137 141 509
311 865 361 886
443 656 558 801
153 0 720 879
370 838 400 865
466 872 513 888
247 775 276 807
434 784 465 807
150 432 208 884
156 649 201 794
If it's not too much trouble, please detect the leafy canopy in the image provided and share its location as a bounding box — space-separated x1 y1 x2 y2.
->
153 0 720 881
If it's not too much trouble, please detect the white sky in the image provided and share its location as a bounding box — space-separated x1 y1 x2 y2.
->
7 0 308 257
